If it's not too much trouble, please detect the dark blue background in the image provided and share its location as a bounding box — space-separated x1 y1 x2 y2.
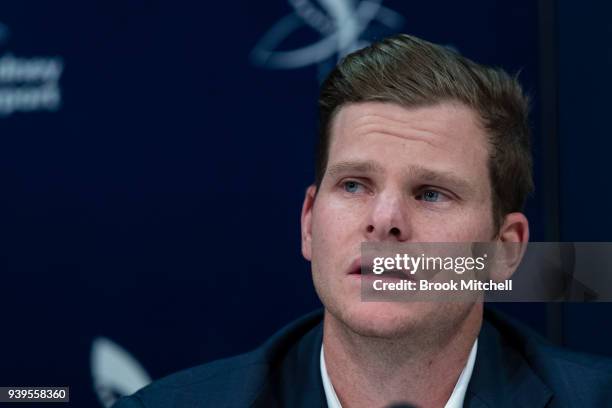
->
0 1 609 406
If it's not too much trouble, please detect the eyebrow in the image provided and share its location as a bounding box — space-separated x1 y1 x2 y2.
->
326 160 475 194
408 166 473 193
326 160 385 178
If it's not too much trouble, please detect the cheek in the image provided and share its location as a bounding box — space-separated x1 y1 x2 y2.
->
311 196 365 249
455 213 496 241
415 207 495 241
311 207 343 250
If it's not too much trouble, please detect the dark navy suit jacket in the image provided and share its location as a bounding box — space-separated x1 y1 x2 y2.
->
113 308 612 407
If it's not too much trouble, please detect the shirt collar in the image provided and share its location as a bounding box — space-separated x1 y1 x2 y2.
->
320 339 478 408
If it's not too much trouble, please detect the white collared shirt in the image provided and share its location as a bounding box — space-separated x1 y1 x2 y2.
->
320 340 478 408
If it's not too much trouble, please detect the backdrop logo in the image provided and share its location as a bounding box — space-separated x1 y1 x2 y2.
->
0 22 64 117
251 0 404 73
91 337 152 408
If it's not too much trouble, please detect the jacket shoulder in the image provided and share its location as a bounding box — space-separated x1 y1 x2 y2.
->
532 341 612 404
113 351 270 408
484 307 612 406
112 309 324 408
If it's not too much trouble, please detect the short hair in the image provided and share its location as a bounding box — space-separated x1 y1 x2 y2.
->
316 33 533 231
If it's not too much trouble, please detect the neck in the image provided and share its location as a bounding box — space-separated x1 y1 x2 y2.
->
322 303 482 408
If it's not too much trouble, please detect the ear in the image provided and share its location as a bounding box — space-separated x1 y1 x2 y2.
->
301 185 317 261
493 212 530 280
498 212 529 244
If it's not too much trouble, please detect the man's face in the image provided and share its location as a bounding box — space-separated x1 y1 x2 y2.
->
301 101 506 338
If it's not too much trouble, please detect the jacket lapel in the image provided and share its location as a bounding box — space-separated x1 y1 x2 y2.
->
252 315 327 408
464 313 553 408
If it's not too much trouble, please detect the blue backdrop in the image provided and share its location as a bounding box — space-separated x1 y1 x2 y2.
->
0 1 609 407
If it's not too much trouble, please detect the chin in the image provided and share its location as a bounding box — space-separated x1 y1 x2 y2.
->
328 299 479 341
332 301 433 339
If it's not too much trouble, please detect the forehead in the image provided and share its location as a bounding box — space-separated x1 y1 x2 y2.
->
327 101 490 184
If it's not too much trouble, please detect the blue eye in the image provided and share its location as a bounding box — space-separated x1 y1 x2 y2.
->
343 181 362 193
421 190 441 202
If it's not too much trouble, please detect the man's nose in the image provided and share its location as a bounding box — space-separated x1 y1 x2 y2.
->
365 190 411 242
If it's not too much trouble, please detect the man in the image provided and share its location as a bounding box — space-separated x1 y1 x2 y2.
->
114 34 612 407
